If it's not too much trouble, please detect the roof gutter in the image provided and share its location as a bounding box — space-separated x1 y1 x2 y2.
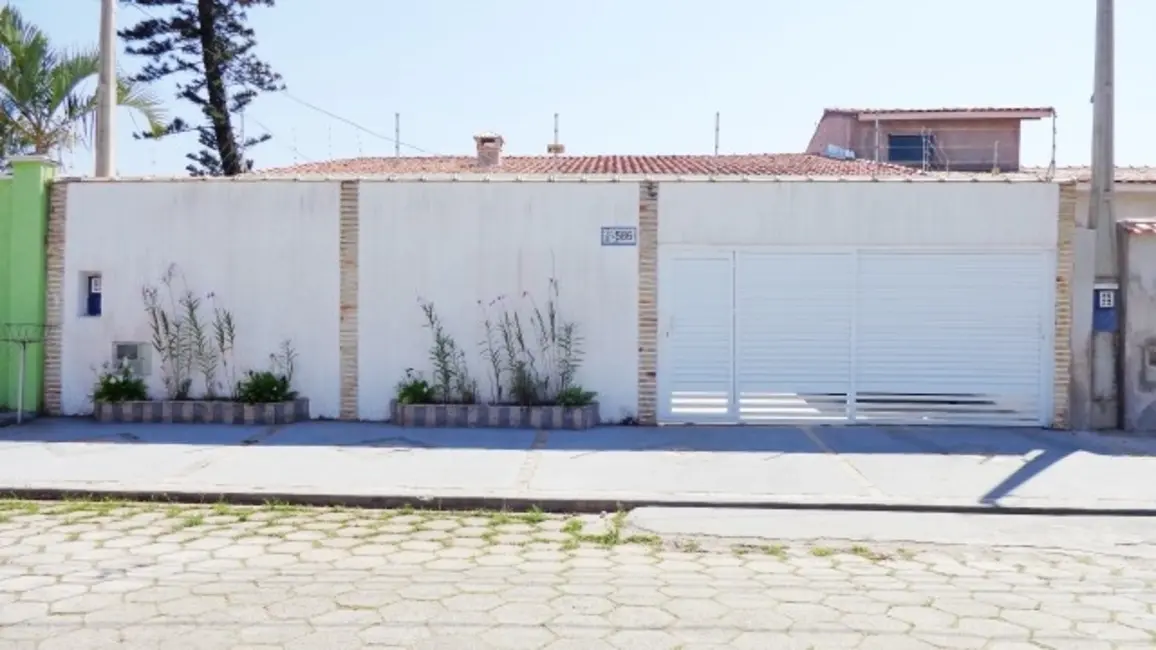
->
858 109 1055 122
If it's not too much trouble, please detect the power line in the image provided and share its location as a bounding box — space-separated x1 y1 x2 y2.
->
247 114 313 163
278 92 439 155
116 0 438 157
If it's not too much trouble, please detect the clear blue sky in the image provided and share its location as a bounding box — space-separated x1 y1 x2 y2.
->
11 0 1156 175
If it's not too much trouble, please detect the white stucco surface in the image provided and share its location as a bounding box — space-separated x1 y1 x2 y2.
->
659 181 1060 247
59 181 343 417
356 182 641 422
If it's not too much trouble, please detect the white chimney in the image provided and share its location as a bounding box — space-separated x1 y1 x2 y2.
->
474 132 504 167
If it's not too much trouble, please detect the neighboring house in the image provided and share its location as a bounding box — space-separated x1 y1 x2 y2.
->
1021 165 1156 431
1030 166 1156 280
262 133 915 177
805 107 1056 173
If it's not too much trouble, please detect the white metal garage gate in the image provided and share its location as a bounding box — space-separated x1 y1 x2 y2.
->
657 248 1056 426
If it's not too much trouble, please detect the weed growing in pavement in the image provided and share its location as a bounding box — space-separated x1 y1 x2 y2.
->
732 543 788 557
56 500 96 515
810 546 835 557
488 511 516 526
673 539 704 553
849 544 890 562
622 534 661 547
0 500 41 515
173 513 205 530
517 506 547 524
764 544 788 558
0 499 796 557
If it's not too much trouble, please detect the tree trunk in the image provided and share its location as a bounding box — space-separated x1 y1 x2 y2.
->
195 0 241 176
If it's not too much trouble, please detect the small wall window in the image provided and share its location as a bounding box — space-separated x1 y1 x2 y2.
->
888 134 933 165
83 273 102 317
113 342 150 377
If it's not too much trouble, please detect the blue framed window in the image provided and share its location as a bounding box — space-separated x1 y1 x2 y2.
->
888 134 931 164
85 274 102 317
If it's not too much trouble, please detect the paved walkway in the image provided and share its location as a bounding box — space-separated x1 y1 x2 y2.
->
2 500 1155 649
2 419 1156 513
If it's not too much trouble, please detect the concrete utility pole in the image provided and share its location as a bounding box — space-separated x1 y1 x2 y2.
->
94 0 117 177
1088 0 1114 233
714 112 720 156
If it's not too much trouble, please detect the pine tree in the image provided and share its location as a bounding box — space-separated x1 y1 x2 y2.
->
119 0 283 176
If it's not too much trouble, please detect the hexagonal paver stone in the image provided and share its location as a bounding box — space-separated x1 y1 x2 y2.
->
1073 621 1153 642
359 624 433 646
481 627 557 649
492 602 557 626
0 601 48 625
3 502 1156 650
379 600 447 624
858 635 939 650
890 605 957 629
606 629 681 650
607 606 675 630
37 628 122 650
544 640 616 650
49 594 125 615
444 593 504 613
551 595 615 617
266 596 338 621
956 618 1031 639
1000 609 1074 634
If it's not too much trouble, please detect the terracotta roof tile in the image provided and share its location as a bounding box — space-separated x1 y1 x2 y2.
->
1120 219 1156 235
257 153 916 178
1023 166 1156 184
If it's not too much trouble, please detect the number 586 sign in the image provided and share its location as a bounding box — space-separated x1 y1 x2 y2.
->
601 226 637 246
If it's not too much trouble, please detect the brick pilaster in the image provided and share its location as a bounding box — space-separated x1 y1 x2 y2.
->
43 180 68 415
339 180 360 420
637 181 659 425
1052 182 1077 429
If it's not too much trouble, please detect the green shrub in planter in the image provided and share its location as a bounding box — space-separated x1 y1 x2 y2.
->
93 363 148 403
395 368 436 404
235 370 297 404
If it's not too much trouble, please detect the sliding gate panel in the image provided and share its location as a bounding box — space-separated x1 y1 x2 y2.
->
657 251 735 423
854 251 1051 425
735 251 855 423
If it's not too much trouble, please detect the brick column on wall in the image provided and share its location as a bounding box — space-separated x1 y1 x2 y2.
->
637 181 659 425
338 180 360 420
43 180 68 415
1052 181 1077 429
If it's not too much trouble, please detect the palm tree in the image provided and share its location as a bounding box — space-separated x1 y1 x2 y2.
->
0 6 165 161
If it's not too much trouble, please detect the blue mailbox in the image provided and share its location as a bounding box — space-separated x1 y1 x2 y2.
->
1092 283 1118 333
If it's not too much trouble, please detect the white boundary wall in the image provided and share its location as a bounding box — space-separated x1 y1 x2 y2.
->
356 182 640 422
58 181 343 416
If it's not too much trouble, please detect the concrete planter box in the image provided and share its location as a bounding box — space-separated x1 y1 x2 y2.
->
390 400 600 430
94 398 310 425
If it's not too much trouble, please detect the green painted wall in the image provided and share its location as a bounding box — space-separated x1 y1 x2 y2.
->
0 177 11 409
0 157 55 413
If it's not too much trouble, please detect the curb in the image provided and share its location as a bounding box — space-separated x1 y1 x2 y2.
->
4 488 1156 517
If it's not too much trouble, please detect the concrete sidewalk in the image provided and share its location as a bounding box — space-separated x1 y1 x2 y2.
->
1 418 1156 514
